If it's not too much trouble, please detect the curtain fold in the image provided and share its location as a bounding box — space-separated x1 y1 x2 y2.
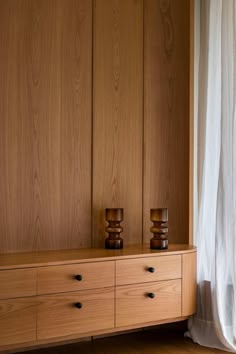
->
188 0 236 351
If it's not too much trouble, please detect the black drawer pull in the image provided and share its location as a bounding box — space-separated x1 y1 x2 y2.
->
147 292 155 299
75 302 83 309
147 267 155 273
75 274 83 281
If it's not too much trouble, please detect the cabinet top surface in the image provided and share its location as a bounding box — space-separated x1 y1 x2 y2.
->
0 244 196 270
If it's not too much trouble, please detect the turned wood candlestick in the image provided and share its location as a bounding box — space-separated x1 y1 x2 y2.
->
150 208 168 249
105 208 123 249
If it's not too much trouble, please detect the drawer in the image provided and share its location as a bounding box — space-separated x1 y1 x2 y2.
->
116 279 181 327
116 255 181 285
37 287 114 339
37 261 115 295
0 297 37 346
0 269 36 299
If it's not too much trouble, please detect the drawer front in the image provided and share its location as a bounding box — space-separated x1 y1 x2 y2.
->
0 269 36 299
116 255 181 285
116 280 181 327
0 298 37 346
37 287 114 339
37 261 115 295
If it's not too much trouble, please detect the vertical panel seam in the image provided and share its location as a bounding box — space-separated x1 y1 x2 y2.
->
142 0 145 245
91 0 94 247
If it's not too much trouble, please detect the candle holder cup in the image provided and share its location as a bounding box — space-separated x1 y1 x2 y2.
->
150 208 168 249
105 208 124 249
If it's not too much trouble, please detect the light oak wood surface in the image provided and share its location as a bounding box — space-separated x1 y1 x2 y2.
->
0 0 92 252
116 254 181 286
0 297 37 346
37 287 114 340
0 2 195 350
0 0 192 253
0 245 196 270
0 246 196 352
0 268 36 299
182 251 196 316
37 261 115 295
93 0 143 247
143 0 190 244
116 279 181 327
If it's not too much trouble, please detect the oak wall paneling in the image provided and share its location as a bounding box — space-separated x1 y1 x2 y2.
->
0 0 92 252
0 0 191 253
143 0 190 244
93 0 143 247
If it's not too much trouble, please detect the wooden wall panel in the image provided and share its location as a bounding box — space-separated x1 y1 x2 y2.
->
93 0 143 247
0 0 191 253
0 0 92 252
143 0 190 243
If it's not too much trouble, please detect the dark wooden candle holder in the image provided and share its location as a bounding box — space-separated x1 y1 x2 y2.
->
105 208 124 249
150 208 168 249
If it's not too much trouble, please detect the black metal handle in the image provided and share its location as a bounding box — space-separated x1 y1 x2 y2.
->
147 292 155 299
75 274 83 281
147 267 155 273
75 302 83 309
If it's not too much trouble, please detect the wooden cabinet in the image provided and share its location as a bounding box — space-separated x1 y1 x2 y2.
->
0 245 196 352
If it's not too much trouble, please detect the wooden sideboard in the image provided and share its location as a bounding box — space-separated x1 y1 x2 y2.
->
0 244 196 352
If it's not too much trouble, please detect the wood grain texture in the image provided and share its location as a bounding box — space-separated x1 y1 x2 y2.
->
182 251 196 316
37 287 115 340
37 261 115 295
0 0 92 252
93 0 143 247
0 244 196 270
116 254 181 286
116 279 181 327
0 297 37 346
0 268 36 299
0 247 196 352
143 0 190 244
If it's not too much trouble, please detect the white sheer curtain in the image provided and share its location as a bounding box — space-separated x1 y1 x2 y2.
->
188 0 236 351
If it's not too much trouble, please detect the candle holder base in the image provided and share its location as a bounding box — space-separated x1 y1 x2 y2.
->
105 237 123 249
150 238 168 250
